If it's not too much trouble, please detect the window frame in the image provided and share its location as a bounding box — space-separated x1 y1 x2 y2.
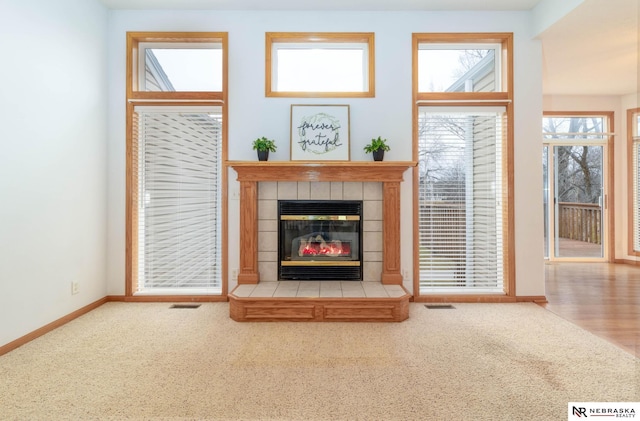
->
543 111 615 262
127 32 227 101
126 31 229 299
412 32 514 300
628 108 640 256
265 32 375 98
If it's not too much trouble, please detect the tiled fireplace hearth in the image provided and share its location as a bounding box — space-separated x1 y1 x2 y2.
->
228 161 415 322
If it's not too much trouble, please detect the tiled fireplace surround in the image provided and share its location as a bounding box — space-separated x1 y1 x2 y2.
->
257 180 384 282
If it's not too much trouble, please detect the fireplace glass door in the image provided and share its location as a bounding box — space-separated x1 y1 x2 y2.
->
279 200 363 280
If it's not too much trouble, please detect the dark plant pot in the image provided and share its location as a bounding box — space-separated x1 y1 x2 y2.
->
257 150 269 161
372 150 385 161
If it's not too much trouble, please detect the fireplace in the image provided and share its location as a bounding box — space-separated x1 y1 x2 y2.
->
279 200 363 280
229 162 414 322
230 161 414 285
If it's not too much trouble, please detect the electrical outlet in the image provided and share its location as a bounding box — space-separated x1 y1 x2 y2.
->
403 269 410 280
231 269 238 281
71 281 79 295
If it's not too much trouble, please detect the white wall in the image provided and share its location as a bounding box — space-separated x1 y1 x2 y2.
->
0 0 109 347
106 10 545 297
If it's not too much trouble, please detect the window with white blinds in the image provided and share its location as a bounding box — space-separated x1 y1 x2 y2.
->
417 106 505 292
133 106 222 293
632 111 640 252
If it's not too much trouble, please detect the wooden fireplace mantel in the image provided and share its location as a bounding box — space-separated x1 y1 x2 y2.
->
229 161 414 183
228 161 417 285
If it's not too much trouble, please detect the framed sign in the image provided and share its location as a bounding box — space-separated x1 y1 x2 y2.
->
290 104 350 161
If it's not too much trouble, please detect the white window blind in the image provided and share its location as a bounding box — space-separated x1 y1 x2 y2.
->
418 106 505 292
633 113 640 251
134 106 222 293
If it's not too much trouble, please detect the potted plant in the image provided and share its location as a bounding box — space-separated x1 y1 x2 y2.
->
363 136 390 161
252 136 277 161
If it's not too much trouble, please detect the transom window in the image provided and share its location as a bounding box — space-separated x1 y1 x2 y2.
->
414 33 511 100
139 43 223 92
543 116 608 142
266 32 375 97
127 32 226 101
418 44 501 93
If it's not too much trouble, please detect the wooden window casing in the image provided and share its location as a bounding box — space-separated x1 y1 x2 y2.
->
127 32 226 102
126 32 228 299
412 33 515 301
628 108 640 257
266 32 375 98
414 33 513 102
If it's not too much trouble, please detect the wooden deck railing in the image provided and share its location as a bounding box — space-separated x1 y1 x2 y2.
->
558 202 601 244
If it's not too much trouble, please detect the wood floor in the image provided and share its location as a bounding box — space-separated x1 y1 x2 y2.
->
542 262 640 358
555 238 603 258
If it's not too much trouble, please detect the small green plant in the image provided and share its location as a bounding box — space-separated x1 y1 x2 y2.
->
363 136 390 153
252 136 277 152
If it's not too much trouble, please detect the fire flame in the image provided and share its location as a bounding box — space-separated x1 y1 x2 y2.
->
299 239 350 257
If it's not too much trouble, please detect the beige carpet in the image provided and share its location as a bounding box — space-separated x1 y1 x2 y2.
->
0 302 637 420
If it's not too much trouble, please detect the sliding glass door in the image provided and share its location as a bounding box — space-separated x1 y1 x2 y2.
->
543 115 609 261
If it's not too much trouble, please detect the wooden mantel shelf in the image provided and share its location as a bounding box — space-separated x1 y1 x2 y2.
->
228 160 416 287
228 161 417 183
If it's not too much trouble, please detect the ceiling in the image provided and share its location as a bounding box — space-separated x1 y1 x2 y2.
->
537 0 638 96
99 0 639 96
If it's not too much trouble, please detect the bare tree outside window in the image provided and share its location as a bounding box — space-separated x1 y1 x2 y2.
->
543 117 604 204
417 47 497 93
418 115 467 202
452 49 491 79
418 109 503 289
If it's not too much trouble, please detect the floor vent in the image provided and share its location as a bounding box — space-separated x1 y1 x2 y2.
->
424 304 455 310
170 304 201 309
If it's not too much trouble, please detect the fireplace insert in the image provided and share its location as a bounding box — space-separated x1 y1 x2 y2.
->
278 200 363 280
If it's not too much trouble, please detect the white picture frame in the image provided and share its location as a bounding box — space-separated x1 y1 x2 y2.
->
290 104 350 161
